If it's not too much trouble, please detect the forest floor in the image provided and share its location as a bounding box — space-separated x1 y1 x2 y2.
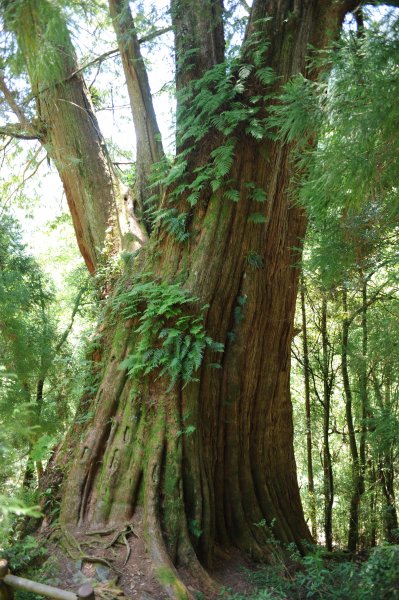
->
7 526 399 599
41 522 256 600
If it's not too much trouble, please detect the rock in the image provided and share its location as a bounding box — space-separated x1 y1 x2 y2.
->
95 564 111 582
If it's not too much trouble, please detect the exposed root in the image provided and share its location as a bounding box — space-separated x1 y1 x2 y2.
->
122 533 130 566
62 526 83 553
80 555 114 569
105 527 128 549
144 417 192 599
92 581 128 600
44 525 61 539
59 527 116 572
87 527 116 537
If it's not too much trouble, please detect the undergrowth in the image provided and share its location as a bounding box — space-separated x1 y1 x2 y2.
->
224 545 399 600
0 536 56 600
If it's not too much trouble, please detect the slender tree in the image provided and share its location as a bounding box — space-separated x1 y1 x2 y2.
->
300 275 317 540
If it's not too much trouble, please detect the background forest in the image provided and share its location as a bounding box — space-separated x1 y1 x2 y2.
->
1 1 399 599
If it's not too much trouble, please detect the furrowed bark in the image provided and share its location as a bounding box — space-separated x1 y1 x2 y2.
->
108 0 165 230
171 0 225 95
54 0 364 596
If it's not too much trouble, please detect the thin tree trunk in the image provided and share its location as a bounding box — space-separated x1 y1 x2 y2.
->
300 275 317 540
321 292 333 551
383 370 399 541
108 0 165 230
373 370 399 542
342 287 363 552
357 275 368 547
368 459 377 547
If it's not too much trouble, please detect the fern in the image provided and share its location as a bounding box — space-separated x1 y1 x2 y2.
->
146 38 278 239
250 187 268 203
113 277 224 388
248 213 268 224
223 189 241 203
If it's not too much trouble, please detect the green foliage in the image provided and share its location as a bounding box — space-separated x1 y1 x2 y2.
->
0 535 46 572
271 13 399 223
0 212 91 542
246 251 264 269
267 74 322 146
113 275 223 388
0 537 59 600
225 546 399 599
2 0 75 92
248 213 267 225
149 32 274 240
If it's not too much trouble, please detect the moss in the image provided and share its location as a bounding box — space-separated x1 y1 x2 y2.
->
155 566 189 600
111 321 130 356
98 484 112 520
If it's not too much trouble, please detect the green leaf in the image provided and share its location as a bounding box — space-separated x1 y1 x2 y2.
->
223 189 241 202
250 187 268 202
248 213 268 224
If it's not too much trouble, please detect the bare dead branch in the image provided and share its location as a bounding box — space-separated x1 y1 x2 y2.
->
0 71 35 132
47 26 173 88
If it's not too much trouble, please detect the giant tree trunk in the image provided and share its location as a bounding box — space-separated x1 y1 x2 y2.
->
58 1 356 591
4 0 363 596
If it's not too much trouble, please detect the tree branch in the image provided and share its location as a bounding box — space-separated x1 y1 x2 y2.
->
238 0 251 13
54 283 88 356
0 71 36 134
58 26 173 85
0 124 40 140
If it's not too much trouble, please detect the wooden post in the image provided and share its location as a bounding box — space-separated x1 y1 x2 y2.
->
0 558 95 600
0 561 8 578
0 560 13 600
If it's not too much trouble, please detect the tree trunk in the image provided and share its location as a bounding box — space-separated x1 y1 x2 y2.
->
108 0 165 230
59 0 352 583
373 370 399 542
6 0 362 596
3 0 146 272
300 276 317 540
342 288 364 552
321 293 334 551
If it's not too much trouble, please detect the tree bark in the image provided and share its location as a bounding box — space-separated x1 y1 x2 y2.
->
108 0 165 230
59 0 353 580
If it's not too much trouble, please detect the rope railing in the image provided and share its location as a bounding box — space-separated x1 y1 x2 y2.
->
0 559 95 600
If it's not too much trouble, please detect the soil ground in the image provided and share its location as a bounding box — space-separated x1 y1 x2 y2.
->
38 519 256 600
